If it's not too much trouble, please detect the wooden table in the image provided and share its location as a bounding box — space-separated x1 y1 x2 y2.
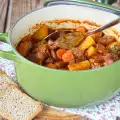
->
0 0 44 33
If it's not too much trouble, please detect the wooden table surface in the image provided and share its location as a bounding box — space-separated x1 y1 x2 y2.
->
0 0 44 33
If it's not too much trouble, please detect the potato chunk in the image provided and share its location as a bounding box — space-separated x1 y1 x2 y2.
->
86 46 97 58
17 40 32 57
79 36 95 51
32 25 48 41
68 60 90 70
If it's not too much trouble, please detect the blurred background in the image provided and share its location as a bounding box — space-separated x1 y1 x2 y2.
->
92 0 120 6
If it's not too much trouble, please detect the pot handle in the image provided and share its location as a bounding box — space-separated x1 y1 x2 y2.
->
0 33 19 62
0 33 10 44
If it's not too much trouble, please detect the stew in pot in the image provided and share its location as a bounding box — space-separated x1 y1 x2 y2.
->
16 20 120 71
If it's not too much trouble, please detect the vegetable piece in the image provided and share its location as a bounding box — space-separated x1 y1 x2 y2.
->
59 68 68 70
68 60 90 70
62 50 74 62
56 32 85 49
56 49 67 60
21 35 32 42
17 40 32 57
107 42 120 49
107 42 120 61
79 36 96 51
36 59 42 65
32 25 48 41
85 46 97 58
79 26 87 33
73 35 85 46
45 63 57 69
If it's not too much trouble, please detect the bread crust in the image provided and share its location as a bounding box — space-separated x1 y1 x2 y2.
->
34 107 87 120
0 71 18 89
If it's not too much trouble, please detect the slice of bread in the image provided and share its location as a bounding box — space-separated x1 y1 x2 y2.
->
0 86 43 120
34 107 88 120
0 71 18 93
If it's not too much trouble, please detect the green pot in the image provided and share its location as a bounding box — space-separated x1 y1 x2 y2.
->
0 4 120 108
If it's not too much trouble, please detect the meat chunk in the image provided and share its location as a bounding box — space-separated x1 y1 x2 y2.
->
96 43 107 54
89 54 104 69
48 39 57 49
72 47 85 61
102 53 114 66
33 44 50 60
45 57 54 64
98 35 115 45
50 49 57 60
69 59 76 65
89 58 102 69
55 62 67 68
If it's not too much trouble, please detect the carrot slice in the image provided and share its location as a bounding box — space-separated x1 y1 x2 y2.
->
62 50 74 62
79 26 87 33
56 49 67 60
46 63 57 69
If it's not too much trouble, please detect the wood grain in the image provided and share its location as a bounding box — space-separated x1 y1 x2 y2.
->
10 0 44 26
0 0 9 32
117 0 120 5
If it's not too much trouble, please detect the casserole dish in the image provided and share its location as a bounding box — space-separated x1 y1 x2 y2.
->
0 1 120 107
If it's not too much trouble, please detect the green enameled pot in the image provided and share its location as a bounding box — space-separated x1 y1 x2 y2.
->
0 4 120 108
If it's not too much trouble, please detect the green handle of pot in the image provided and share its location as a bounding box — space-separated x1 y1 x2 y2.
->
0 33 10 44
0 33 19 62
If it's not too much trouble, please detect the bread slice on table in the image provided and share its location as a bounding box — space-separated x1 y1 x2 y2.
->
0 71 18 93
0 86 43 120
34 107 88 120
